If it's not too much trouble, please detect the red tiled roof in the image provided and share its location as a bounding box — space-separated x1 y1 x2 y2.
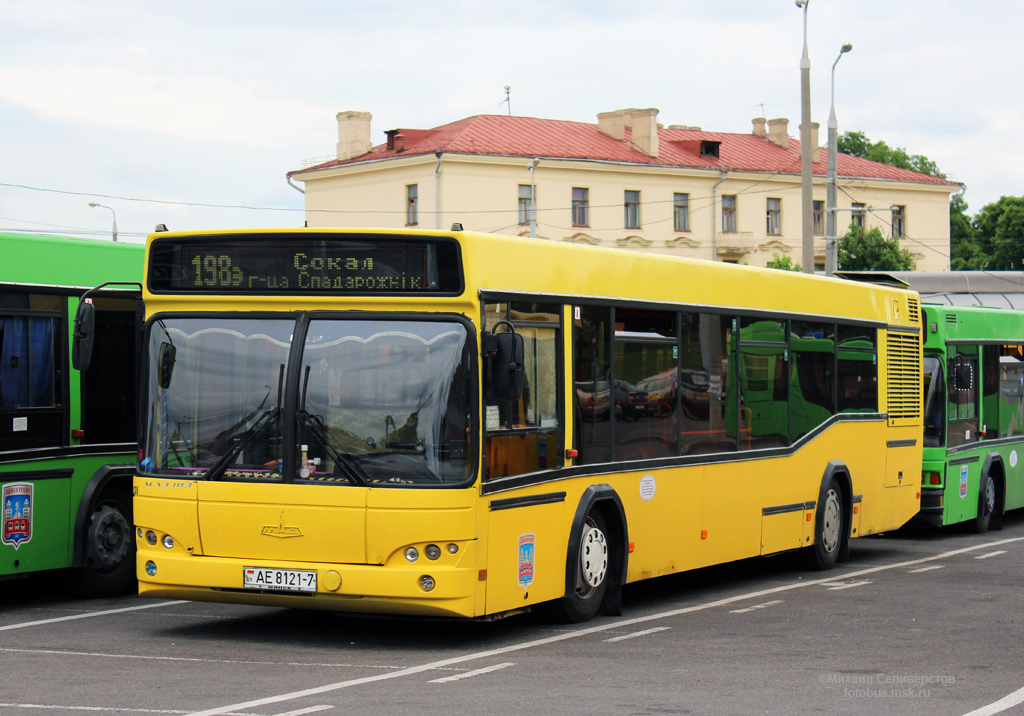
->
294 114 955 187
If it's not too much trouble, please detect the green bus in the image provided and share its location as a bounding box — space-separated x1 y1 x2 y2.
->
920 303 1024 532
1 232 143 595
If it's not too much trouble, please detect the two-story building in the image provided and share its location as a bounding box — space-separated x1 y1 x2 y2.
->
288 108 959 270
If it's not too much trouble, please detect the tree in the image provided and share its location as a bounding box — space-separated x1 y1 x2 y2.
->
950 194 991 270
980 196 1024 270
837 225 915 271
765 253 801 271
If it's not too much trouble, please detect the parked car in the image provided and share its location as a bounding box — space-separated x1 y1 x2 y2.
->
614 380 649 421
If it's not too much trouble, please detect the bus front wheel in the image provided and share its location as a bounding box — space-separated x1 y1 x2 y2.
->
70 494 136 598
553 512 610 623
806 478 843 571
974 474 997 534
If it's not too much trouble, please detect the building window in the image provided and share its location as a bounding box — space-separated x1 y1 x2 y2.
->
766 198 781 235
892 205 906 239
406 184 418 226
624 190 641 229
813 200 824 236
673 193 690 232
518 185 533 225
572 188 589 227
852 203 866 229
722 195 737 233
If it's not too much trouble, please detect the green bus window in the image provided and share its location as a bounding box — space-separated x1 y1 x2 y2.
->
837 325 877 413
679 313 733 456
982 345 1000 440
737 317 788 449
999 345 1024 439
790 321 836 441
947 346 979 448
484 302 561 479
615 308 677 460
922 356 946 448
573 305 612 465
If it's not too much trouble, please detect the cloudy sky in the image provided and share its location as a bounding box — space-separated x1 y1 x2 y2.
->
1 0 1019 244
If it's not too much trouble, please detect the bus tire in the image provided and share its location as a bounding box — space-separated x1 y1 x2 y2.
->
552 511 610 623
70 493 136 598
974 473 997 534
805 477 843 571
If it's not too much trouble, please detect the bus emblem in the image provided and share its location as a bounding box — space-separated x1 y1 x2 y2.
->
517 533 536 590
959 466 969 499
261 512 303 538
2 482 33 550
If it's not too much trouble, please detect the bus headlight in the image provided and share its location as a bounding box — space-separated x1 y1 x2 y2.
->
145 531 157 545
405 547 419 563
425 544 441 560
162 535 175 549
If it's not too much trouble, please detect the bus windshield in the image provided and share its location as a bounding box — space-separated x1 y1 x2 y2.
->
922 355 945 448
141 316 472 486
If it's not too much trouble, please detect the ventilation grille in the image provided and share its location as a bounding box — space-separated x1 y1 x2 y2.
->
946 313 957 324
886 331 921 420
907 296 921 324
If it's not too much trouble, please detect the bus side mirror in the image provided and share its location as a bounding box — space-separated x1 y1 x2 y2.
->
158 342 177 390
72 301 96 371
483 322 524 402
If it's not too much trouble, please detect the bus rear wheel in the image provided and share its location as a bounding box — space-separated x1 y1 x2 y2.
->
70 495 136 598
974 474 997 534
552 513 610 623
805 479 843 571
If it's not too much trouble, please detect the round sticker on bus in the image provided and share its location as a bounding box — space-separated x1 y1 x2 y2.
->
639 474 657 502
1011 450 1018 469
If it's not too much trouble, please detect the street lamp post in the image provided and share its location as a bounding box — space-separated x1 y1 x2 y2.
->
88 202 118 242
796 0 814 274
825 42 853 276
528 158 539 238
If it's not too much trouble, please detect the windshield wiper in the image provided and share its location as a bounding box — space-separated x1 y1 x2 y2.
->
205 407 281 481
296 365 368 486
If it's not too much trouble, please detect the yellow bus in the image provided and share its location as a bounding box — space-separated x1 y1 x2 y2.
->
114 227 922 622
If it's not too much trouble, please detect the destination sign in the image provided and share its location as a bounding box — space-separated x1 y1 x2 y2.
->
148 234 463 294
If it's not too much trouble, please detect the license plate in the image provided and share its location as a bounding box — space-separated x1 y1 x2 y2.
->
243 567 317 592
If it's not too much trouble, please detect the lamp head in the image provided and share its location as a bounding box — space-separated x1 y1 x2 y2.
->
795 0 807 7
88 202 99 207
840 42 853 53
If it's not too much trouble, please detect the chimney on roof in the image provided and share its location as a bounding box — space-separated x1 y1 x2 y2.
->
336 111 372 161
752 117 767 138
766 118 789 148
800 122 820 155
597 108 659 157
597 109 630 140
630 108 659 158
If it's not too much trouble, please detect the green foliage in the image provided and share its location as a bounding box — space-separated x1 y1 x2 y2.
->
765 253 802 272
837 225 915 271
979 196 1024 270
950 194 990 270
837 130 946 179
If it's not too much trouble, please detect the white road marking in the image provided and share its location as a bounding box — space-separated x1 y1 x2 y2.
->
181 536 1024 716
603 626 672 641
825 580 872 591
273 707 334 716
960 685 1024 716
974 551 1007 560
909 565 945 573
0 704 246 715
0 600 189 632
428 662 515 683
729 600 784 614
0 646 447 671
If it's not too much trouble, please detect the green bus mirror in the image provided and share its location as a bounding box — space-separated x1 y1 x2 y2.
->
72 301 96 371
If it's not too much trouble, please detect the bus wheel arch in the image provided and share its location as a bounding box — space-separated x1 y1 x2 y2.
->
69 464 137 597
552 484 628 623
806 462 852 570
977 453 1005 534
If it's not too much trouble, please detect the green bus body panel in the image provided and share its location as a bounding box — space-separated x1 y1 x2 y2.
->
0 232 144 579
922 303 1024 527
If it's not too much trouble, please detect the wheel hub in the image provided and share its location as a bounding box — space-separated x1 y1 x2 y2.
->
579 524 608 590
821 489 840 554
90 506 131 567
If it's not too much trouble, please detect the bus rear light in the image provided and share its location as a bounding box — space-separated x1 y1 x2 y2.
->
923 471 941 486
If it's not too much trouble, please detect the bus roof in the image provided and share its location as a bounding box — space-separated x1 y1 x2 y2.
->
0 232 144 289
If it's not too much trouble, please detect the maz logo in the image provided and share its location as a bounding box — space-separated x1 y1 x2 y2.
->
261 513 303 538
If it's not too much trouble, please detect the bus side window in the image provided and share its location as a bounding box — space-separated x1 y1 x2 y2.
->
998 345 1024 439
947 346 979 447
484 301 562 480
